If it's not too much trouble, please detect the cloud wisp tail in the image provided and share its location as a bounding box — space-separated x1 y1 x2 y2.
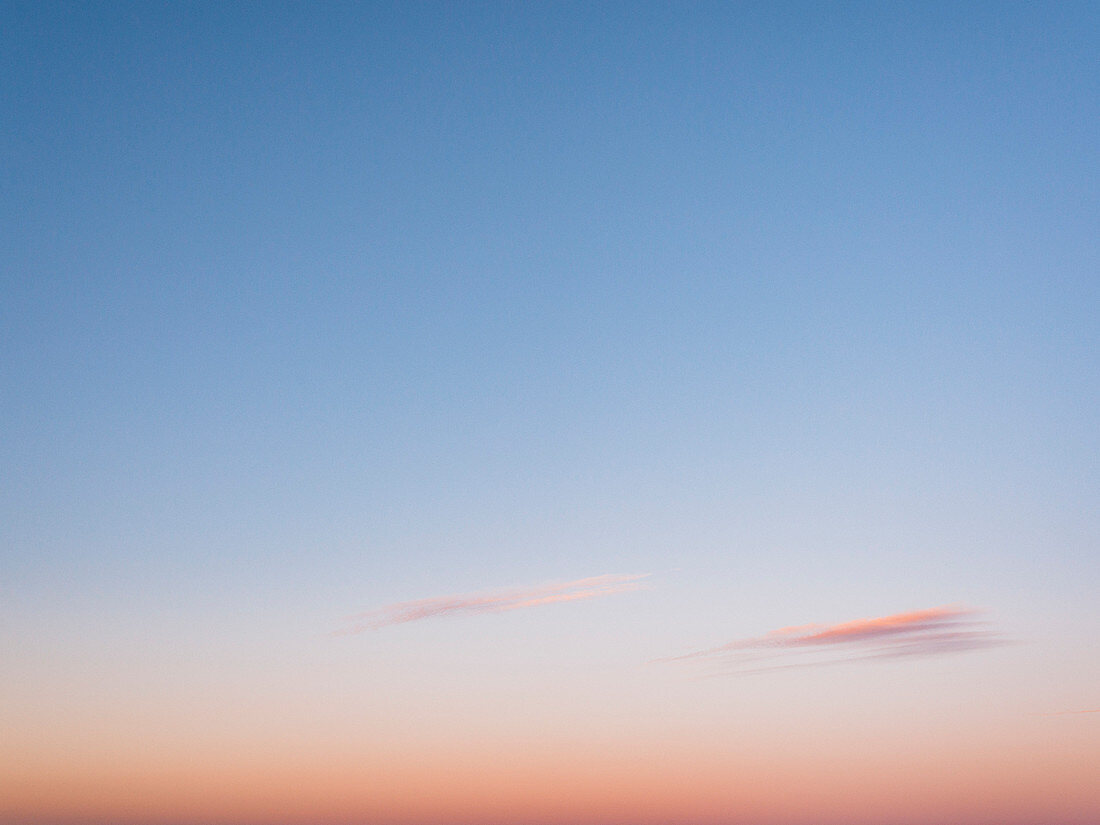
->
658 605 1009 676
335 573 651 635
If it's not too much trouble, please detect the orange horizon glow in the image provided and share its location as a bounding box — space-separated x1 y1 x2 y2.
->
4 725 1099 825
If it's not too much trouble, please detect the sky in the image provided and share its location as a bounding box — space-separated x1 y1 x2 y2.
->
1 2 1098 824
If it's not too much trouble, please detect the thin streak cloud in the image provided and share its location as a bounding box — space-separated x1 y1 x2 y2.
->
335 573 651 635
660 605 1009 676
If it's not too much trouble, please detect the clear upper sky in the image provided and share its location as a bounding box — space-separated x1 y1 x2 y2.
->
2 3 1098 824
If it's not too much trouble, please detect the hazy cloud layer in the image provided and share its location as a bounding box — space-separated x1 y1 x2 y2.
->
335 574 651 635
660 605 1008 676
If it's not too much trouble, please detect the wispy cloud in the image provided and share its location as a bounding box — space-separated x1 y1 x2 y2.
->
658 605 1008 676
334 573 651 635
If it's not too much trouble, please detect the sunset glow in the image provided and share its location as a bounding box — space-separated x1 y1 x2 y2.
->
2 2 1098 824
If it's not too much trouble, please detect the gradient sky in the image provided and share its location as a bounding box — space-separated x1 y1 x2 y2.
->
2 2 1098 824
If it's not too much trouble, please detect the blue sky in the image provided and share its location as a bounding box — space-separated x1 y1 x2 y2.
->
2 4 1098 822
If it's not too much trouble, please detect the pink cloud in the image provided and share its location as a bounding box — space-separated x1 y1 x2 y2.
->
334 573 651 635
660 605 1008 675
